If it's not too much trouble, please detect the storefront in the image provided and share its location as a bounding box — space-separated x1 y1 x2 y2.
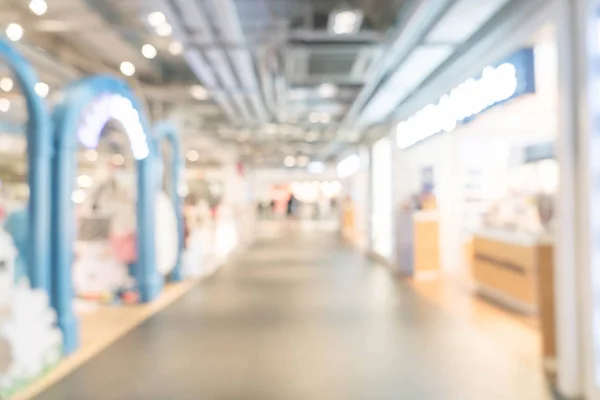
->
394 23 559 376
337 147 370 250
370 136 394 262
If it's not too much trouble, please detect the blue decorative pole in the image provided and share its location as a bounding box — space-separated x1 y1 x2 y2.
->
0 39 52 295
153 122 185 282
51 75 162 353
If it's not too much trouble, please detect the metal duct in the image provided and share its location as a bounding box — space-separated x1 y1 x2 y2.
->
204 0 270 123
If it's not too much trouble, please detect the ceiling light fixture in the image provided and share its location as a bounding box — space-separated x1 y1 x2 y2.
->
155 23 172 37
84 149 98 162
120 61 136 77
6 23 24 42
147 11 166 27
0 98 9 113
318 83 338 98
329 9 363 35
190 85 208 100
264 123 277 134
0 77 13 92
141 44 157 59
186 150 199 162
284 156 296 168
29 0 47 16
34 82 49 98
168 41 183 55
297 155 310 167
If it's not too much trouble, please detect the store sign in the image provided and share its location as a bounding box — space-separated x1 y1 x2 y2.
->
397 49 535 149
77 94 150 160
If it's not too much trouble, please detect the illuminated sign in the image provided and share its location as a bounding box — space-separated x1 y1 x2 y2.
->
397 49 535 149
77 94 150 160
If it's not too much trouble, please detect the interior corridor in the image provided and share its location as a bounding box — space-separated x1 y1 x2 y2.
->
34 229 552 400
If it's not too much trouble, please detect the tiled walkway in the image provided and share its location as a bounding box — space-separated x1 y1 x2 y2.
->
34 230 553 400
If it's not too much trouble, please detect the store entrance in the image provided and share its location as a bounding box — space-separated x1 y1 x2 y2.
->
395 26 559 376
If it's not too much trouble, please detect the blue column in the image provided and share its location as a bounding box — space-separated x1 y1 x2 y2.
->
0 39 52 295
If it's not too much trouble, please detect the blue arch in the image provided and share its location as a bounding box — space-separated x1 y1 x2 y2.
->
154 121 184 282
0 39 51 294
50 75 162 354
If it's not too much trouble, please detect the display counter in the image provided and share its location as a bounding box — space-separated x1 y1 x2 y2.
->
471 229 555 363
413 210 440 274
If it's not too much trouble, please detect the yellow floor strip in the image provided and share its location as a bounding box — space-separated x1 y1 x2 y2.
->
12 279 199 400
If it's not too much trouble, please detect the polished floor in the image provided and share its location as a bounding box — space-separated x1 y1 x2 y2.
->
35 230 553 400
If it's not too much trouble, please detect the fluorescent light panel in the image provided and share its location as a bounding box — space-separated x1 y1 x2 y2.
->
425 0 510 44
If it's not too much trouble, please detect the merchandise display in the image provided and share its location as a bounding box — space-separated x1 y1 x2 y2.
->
73 167 139 305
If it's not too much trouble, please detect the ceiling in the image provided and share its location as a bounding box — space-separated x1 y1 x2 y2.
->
0 0 535 167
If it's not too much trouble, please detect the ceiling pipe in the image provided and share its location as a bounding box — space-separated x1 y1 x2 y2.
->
204 0 271 123
144 0 240 123
319 0 454 159
341 0 454 130
174 0 255 122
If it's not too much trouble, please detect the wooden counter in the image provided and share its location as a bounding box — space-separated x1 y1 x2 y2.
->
471 229 555 369
413 211 440 274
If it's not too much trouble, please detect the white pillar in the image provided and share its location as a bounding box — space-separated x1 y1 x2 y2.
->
556 0 600 397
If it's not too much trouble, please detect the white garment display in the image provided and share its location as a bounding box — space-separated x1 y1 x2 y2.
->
0 235 62 396
155 191 178 276
73 242 133 296
0 228 17 308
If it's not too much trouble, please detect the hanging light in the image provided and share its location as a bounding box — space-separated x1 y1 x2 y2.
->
6 23 23 42
0 98 10 113
84 149 98 162
147 12 166 27
168 41 183 55
29 0 48 16
0 77 13 92
120 61 136 77
186 150 199 162
190 85 208 100
284 156 296 167
141 44 157 59
155 23 172 37
35 82 49 98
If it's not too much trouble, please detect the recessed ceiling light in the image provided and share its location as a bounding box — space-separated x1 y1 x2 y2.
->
0 98 9 113
330 9 363 35
284 156 296 167
155 22 172 37
318 83 338 98
186 150 199 162
0 77 13 92
168 41 183 55
147 11 166 27
141 44 157 59
6 23 23 42
35 82 49 98
190 85 208 100
29 0 47 16
120 61 136 76
297 155 310 167
265 123 277 134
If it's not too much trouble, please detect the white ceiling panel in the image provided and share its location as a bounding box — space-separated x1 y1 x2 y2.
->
425 0 510 44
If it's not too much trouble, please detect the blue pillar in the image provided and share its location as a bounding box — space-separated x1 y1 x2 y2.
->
0 39 52 296
50 76 161 353
154 122 184 282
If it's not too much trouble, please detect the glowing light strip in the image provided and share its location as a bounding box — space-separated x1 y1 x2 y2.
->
77 94 150 160
396 62 518 149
